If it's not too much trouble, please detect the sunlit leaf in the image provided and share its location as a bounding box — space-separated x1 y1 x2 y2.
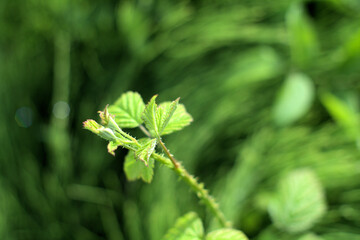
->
161 103 193 135
268 169 326 233
124 150 154 183
206 229 248 240
320 92 359 139
162 212 204 240
141 95 159 136
142 96 189 137
272 73 314 126
157 98 179 134
108 91 145 128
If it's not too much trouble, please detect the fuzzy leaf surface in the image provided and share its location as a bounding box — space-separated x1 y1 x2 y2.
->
142 96 185 136
160 103 193 135
206 229 248 240
162 212 204 240
157 98 179 134
135 138 157 166
141 95 159 135
268 169 326 233
124 150 154 183
108 91 145 128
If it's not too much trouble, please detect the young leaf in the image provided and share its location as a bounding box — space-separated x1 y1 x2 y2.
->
162 212 204 240
206 229 248 240
268 169 326 233
124 150 154 183
107 141 119 156
107 91 145 128
157 98 179 134
135 138 157 166
142 95 186 137
160 103 193 136
141 95 159 136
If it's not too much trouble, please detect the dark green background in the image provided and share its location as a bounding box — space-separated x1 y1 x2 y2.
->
1 0 360 239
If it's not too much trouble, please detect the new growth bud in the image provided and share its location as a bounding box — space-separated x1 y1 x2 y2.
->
98 105 121 132
98 127 118 141
83 120 101 134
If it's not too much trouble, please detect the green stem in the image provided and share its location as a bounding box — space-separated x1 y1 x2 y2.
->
155 139 231 228
139 124 152 138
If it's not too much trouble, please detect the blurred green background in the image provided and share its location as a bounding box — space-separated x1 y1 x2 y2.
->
1 0 360 239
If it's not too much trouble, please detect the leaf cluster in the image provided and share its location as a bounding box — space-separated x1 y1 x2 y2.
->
84 91 192 183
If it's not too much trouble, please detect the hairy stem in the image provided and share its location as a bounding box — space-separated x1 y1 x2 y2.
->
158 139 179 168
155 139 231 228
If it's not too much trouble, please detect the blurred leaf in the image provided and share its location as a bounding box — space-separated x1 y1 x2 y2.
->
206 229 248 240
117 2 149 57
162 212 204 240
272 73 315 126
160 102 193 136
286 3 319 68
108 91 145 128
299 233 323 240
320 92 359 138
322 232 360 240
124 150 154 183
268 169 326 233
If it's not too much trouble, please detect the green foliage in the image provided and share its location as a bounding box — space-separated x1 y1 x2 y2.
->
2 0 360 239
272 73 315 126
159 102 193 136
83 92 194 193
135 138 157 166
162 212 204 240
162 212 248 240
286 3 319 69
206 229 248 240
268 169 326 233
124 150 154 183
108 91 146 128
141 95 189 137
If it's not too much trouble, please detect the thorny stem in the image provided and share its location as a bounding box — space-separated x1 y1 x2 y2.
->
158 139 179 169
155 138 231 228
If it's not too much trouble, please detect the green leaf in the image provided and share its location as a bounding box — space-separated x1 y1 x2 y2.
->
206 229 248 240
286 3 319 68
161 103 193 136
107 141 119 156
141 95 159 135
142 95 189 137
135 138 157 166
320 92 359 139
107 91 145 128
124 150 154 183
157 98 179 134
272 73 314 126
268 169 326 233
162 212 204 240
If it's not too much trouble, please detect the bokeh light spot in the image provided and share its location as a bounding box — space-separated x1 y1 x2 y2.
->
53 101 70 119
15 107 33 128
